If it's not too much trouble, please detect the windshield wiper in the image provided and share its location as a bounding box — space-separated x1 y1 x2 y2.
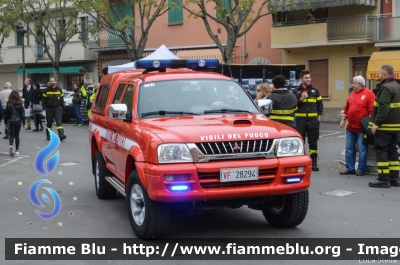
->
141 110 199 117
204 109 253 114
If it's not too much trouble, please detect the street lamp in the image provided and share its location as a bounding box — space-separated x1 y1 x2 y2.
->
16 22 28 82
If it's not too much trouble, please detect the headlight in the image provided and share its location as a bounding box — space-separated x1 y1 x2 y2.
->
157 144 193 163
276 137 304 157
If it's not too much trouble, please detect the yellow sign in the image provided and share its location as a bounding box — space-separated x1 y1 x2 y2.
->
367 51 400 80
368 72 400 80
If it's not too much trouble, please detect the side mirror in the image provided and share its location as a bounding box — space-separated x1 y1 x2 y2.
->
108 104 128 120
257 99 273 115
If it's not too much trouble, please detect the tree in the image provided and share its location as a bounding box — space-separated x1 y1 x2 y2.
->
0 0 18 61
180 0 310 64
74 0 169 61
8 0 84 80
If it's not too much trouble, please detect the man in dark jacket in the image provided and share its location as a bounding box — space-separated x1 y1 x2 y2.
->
72 83 83 126
368 64 400 188
22 78 34 130
294 70 323 171
267 75 298 129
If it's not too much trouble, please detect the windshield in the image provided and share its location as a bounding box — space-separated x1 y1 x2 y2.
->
138 79 259 118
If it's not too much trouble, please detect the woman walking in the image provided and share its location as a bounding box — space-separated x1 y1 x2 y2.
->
4 90 26 156
30 83 44 131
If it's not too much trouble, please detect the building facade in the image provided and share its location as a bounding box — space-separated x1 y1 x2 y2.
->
1 18 98 90
270 0 400 121
89 1 282 78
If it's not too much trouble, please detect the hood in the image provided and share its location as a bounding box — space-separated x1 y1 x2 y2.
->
139 114 299 143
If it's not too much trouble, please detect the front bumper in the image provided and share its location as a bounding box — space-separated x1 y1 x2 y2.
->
136 156 312 203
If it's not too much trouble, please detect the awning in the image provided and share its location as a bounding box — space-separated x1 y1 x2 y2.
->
269 0 376 12
14 66 83 74
176 49 224 63
367 51 400 80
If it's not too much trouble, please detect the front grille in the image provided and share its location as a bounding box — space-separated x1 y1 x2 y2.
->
197 168 276 189
195 139 274 155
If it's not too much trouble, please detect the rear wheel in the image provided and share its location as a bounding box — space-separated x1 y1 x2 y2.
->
94 150 116 199
126 170 170 238
262 190 309 228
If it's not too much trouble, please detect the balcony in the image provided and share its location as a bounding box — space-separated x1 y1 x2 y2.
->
269 0 376 12
0 48 8 62
87 28 141 50
30 44 55 60
372 15 400 44
271 15 373 48
327 15 373 41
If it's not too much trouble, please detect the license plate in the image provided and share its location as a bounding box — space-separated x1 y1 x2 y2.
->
220 167 259 182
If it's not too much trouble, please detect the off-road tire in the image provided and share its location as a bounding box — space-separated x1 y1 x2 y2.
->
126 170 170 238
262 190 309 228
94 150 116 199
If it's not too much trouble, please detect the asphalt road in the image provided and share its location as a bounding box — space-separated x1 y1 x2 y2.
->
0 122 399 265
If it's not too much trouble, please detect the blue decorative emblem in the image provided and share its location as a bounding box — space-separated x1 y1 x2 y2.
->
29 179 62 220
30 129 62 220
34 129 60 176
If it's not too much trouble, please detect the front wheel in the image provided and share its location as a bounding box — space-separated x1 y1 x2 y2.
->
126 170 170 238
262 190 309 228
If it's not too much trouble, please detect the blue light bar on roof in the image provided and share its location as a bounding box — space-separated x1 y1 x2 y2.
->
136 59 219 69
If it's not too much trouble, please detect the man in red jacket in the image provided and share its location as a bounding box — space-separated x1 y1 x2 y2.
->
339 76 375 176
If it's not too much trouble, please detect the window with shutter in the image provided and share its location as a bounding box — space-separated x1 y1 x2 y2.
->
168 0 183 25
308 59 329 98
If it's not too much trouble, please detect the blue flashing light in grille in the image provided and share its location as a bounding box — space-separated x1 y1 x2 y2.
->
169 184 189 191
285 177 301 184
136 59 219 69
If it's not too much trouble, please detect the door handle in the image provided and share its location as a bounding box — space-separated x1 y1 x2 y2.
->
113 128 116 132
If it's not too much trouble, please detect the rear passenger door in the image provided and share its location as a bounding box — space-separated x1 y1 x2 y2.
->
113 82 136 178
92 85 115 172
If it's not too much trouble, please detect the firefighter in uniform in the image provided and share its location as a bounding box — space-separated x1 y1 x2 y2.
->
368 64 400 188
42 77 66 141
267 75 298 129
86 85 96 118
294 70 323 171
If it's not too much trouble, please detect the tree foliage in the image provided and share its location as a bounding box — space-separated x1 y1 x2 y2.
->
180 0 310 64
0 0 20 60
74 0 169 61
8 0 83 79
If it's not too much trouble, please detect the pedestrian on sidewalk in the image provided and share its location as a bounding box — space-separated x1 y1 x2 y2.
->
368 64 400 188
339 76 375 176
30 83 44 131
72 83 83 126
0 82 13 139
4 90 26 157
22 78 34 130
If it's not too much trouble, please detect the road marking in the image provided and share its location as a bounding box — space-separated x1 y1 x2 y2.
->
320 190 358 197
0 156 27 168
59 162 79 166
321 132 342 138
